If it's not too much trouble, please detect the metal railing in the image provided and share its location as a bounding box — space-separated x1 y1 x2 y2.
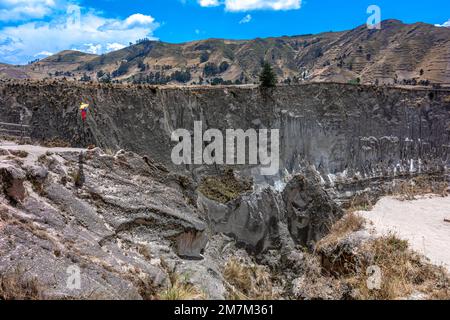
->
0 121 31 140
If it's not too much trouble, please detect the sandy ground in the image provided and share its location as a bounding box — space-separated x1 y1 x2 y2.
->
360 196 450 271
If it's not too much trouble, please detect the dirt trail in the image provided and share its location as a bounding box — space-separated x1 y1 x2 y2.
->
0 141 85 155
360 196 450 271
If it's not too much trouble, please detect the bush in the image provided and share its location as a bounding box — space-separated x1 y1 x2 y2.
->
348 78 361 85
203 62 219 77
200 51 209 63
112 61 130 78
210 77 224 86
219 61 230 73
170 70 191 83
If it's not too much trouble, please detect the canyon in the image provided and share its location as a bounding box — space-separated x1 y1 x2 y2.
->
0 81 449 300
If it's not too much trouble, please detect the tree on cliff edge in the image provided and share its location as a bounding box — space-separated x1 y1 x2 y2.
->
259 62 277 88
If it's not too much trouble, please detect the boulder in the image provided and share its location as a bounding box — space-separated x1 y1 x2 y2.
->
0 164 27 203
198 188 284 254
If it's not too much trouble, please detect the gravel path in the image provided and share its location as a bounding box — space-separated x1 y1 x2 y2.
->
0 141 85 155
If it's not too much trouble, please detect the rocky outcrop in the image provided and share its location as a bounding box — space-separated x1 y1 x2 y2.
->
0 144 215 299
198 188 285 254
0 164 27 203
198 168 344 253
283 169 344 248
0 141 350 299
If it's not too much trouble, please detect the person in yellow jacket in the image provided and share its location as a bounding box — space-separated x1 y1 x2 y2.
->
80 103 89 121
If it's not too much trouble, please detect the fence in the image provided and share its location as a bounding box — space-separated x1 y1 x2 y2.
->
0 121 32 141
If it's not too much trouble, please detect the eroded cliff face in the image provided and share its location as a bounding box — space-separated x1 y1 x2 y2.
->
1 81 450 183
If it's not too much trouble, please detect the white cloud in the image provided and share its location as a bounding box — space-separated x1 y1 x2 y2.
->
100 13 157 31
0 0 58 21
435 19 450 27
0 6 159 64
34 50 53 57
239 14 252 24
197 0 301 11
81 43 102 55
106 43 126 52
198 0 219 7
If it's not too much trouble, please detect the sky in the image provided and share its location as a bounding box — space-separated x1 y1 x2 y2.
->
0 0 449 65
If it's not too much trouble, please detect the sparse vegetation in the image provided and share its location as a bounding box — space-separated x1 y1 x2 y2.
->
223 258 276 300
316 212 366 250
112 61 130 78
0 268 44 300
392 176 448 200
70 169 84 188
200 51 209 63
158 260 205 300
219 61 230 73
203 62 220 77
317 213 450 300
348 77 361 85
170 70 192 83
344 234 450 300
198 169 253 203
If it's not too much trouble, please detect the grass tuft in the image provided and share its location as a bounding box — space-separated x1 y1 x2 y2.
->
157 259 205 300
316 212 366 250
223 258 276 300
0 268 44 300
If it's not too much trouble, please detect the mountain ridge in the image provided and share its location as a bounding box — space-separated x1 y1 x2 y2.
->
1 19 449 85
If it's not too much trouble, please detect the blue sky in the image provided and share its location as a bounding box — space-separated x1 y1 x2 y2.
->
0 0 449 65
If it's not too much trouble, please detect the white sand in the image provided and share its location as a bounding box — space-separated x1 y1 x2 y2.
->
360 196 450 271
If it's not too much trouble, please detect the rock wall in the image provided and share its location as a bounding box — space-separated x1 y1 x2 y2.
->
1 81 450 184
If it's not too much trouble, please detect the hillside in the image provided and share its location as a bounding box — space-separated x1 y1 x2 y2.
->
0 20 449 85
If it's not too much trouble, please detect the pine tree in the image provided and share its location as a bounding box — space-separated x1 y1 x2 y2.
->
259 62 277 88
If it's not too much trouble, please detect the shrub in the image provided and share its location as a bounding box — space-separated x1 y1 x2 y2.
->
170 70 191 83
200 51 209 63
219 61 230 73
203 62 219 77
